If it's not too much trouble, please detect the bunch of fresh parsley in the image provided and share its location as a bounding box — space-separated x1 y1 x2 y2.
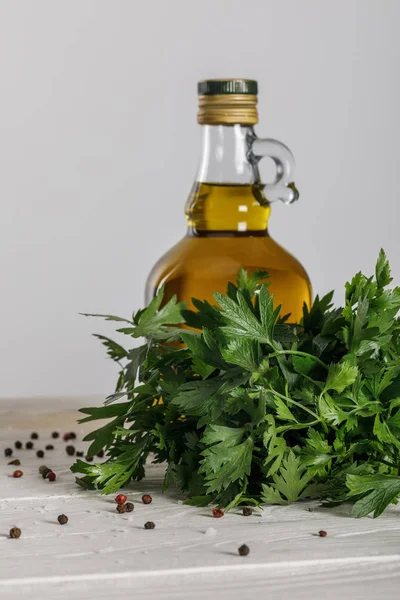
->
72 250 400 517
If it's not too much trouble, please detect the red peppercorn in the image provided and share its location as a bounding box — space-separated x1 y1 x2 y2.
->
212 507 224 518
13 470 23 478
318 530 327 537
47 471 56 481
142 494 152 504
115 494 127 504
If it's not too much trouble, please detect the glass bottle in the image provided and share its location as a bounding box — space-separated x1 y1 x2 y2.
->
146 79 311 322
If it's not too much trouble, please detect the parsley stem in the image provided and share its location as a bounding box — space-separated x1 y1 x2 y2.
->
378 458 397 470
268 350 328 370
271 390 320 421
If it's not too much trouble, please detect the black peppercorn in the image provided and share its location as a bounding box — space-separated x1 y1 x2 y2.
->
57 514 68 525
142 494 152 505
318 530 327 537
9 527 21 539
8 459 21 466
125 502 134 512
4 448 12 457
238 544 250 556
15 441 22 450
45 444 54 451
144 521 155 529
31 432 39 440
116 504 127 514
36 450 45 458
76 451 84 457
41 467 52 479
66 445 75 456
86 456 93 462
26 441 34 450
242 507 253 516
97 449 105 458
51 432 59 439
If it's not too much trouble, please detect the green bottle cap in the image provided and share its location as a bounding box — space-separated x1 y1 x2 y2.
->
198 79 258 96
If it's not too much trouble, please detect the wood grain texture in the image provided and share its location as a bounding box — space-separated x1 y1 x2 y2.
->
1 402 400 599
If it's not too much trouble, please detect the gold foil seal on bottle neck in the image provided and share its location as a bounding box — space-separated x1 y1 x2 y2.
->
197 79 259 125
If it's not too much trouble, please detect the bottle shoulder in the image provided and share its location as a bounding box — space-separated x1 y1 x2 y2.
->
146 234 310 284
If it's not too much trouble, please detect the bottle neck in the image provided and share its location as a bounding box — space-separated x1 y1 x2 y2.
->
197 124 256 184
186 124 270 235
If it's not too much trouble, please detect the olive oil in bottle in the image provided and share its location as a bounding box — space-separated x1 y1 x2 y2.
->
146 79 311 321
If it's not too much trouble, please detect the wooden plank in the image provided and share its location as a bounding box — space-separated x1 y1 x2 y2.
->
1 413 400 599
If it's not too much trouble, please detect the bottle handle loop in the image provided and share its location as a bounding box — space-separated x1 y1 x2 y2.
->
248 135 299 204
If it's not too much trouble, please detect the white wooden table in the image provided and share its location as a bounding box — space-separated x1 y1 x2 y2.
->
1 398 400 600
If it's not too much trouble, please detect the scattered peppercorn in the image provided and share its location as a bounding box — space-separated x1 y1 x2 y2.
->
76 451 84 457
15 441 22 450
4 448 13 457
8 459 20 466
86 456 93 462
115 494 127 504
31 432 39 440
52 432 59 439
242 507 253 516
318 530 327 537
57 514 68 525
45 445 54 451
125 502 134 512
116 504 127 514
142 494 152 505
47 471 56 482
97 449 105 458
36 450 45 458
307 508 313 512
66 445 75 456
144 521 155 529
9 527 21 539
63 432 76 441
238 544 250 556
13 470 23 478
42 468 52 479
26 441 34 450
39 465 49 475
212 508 224 518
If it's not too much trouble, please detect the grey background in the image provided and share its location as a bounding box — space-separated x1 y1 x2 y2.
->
1 0 399 399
